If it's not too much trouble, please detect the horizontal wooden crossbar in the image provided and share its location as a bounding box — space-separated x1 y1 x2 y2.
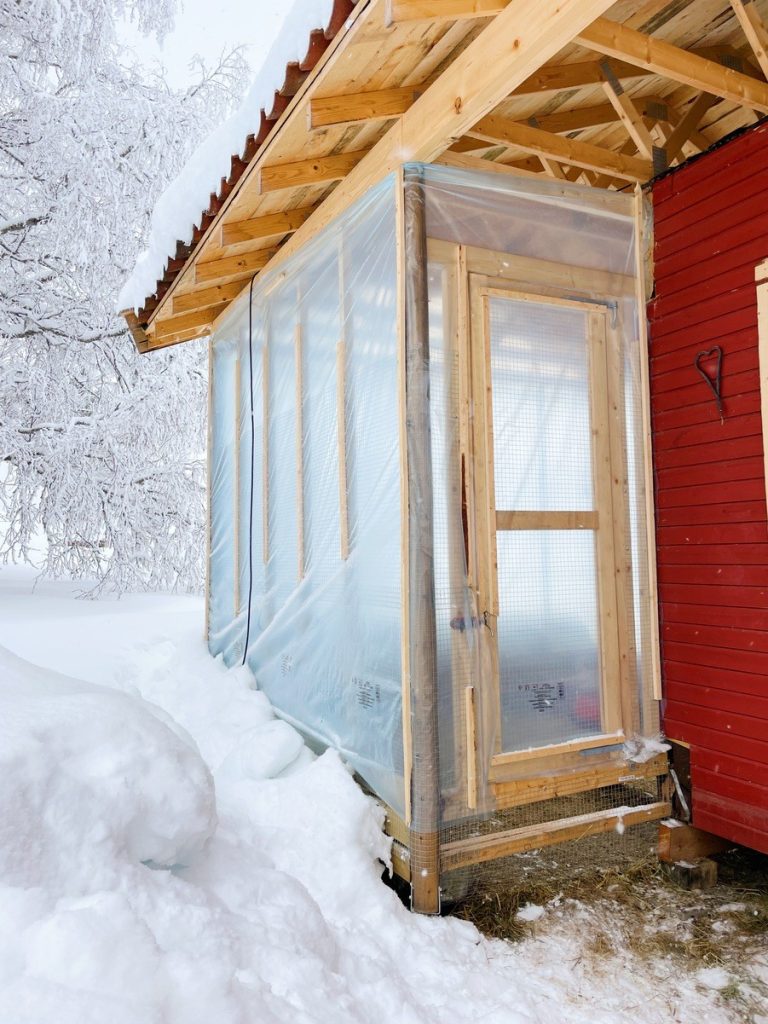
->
220 206 316 247
496 510 599 530
441 800 672 870
576 18 768 112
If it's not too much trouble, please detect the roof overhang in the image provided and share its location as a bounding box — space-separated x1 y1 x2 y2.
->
123 0 768 352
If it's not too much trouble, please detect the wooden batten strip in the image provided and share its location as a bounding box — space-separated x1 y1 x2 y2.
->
173 279 249 314
259 150 370 194
633 186 662 705
336 340 350 561
386 0 506 23
337 235 350 561
464 686 478 810
310 86 419 128
492 752 669 811
576 18 768 113
395 169 413 829
441 801 672 870
496 510 598 530
234 356 242 616
470 115 652 181
262 343 270 565
195 249 275 285
491 732 625 769
295 320 305 580
220 206 316 247
151 302 228 340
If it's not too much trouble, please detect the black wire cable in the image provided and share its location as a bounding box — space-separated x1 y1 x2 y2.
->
242 275 257 666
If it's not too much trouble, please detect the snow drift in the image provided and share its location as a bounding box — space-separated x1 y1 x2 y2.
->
0 645 215 889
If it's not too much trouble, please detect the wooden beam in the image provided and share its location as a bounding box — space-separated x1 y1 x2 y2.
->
122 309 149 351
265 0 624 279
531 95 671 135
470 114 652 181
172 279 248 314
441 801 672 870
151 302 228 341
730 0 768 80
195 248 275 285
436 150 542 179
220 206 315 247
538 154 567 179
658 821 732 863
576 17 768 112
600 62 656 158
515 57 655 96
386 0 506 24
259 150 369 194
661 93 718 166
310 86 421 128
146 327 210 351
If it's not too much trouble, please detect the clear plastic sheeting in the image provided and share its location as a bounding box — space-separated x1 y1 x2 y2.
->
419 161 660 836
209 177 404 815
208 160 662 903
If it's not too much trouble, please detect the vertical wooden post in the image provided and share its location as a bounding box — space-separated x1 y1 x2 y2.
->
262 340 270 566
403 166 441 915
337 235 350 561
633 185 662 710
295 316 305 580
233 355 242 615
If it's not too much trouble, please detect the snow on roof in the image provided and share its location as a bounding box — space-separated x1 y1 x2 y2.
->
118 0 346 315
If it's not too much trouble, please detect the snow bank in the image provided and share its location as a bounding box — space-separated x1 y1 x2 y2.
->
0 645 215 890
0 567 750 1024
118 0 338 312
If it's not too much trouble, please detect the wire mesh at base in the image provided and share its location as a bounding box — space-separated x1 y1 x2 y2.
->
439 778 666 903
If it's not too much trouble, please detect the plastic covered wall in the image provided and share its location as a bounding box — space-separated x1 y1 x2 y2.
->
208 177 404 814
416 162 659 823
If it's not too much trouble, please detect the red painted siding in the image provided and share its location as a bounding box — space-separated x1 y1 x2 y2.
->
649 120 768 855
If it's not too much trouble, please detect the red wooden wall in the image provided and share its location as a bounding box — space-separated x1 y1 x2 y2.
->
649 120 768 855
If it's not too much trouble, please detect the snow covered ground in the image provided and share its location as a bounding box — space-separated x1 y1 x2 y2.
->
0 565 763 1024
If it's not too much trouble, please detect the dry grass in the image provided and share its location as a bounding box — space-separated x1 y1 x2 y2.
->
452 847 768 972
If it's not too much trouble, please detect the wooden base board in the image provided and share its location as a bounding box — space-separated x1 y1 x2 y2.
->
658 821 734 863
441 800 671 872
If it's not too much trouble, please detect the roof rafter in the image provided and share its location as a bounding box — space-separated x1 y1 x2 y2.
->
257 0 623 281
729 0 768 79
469 114 652 181
172 279 249 315
220 206 316 247
195 248 276 285
385 0 507 25
259 150 370 194
309 85 423 127
576 17 768 112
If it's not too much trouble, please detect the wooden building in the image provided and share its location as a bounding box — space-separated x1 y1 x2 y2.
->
650 119 768 857
122 0 768 911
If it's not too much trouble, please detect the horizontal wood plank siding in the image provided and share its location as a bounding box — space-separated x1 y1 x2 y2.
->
649 120 768 856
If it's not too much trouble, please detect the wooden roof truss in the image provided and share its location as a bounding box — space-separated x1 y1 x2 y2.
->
126 0 768 352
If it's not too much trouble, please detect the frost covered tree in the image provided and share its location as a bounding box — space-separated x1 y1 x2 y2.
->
0 0 246 591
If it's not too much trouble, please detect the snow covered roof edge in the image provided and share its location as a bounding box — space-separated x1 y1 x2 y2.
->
118 0 354 321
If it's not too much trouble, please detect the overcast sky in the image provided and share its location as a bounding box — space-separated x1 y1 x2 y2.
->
119 0 286 87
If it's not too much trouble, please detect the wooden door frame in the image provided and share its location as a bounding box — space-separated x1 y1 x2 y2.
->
427 238 651 806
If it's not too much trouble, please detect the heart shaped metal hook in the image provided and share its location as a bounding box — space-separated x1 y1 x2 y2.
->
694 345 724 424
